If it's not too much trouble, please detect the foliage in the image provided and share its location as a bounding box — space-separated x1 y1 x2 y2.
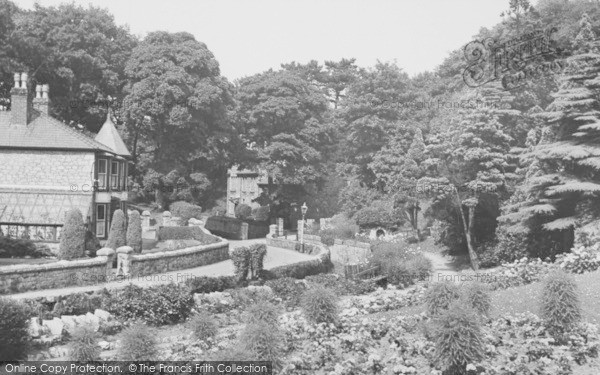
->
301 286 339 324
231 246 251 283
251 205 270 221
0 237 51 258
353 200 404 229
249 243 267 279
187 312 218 341
305 273 378 296
268 257 333 279
264 277 307 307
239 321 284 370
480 257 556 290
424 282 461 316
555 244 600 274
185 276 237 295
126 210 143 253
318 214 359 245
461 282 491 318
431 303 485 374
102 284 194 325
68 326 100 361
540 270 582 334
106 209 126 250
117 322 159 360
245 301 280 326
56 293 101 316
169 201 203 225
58 209 86 260
368 241 432 287
157 226 218 244
234 204 253 220
0 297 30 360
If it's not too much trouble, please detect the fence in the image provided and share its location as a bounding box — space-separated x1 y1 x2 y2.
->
0 222 62 242
344 263 382 280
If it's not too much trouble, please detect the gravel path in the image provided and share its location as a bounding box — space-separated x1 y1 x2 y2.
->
8 239 316 300
422 251 462 283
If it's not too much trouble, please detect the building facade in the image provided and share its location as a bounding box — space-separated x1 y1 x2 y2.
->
0 73 132 242
225 166 268 217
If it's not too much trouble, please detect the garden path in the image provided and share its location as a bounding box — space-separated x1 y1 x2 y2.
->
7 239 316 300
422 251 462 283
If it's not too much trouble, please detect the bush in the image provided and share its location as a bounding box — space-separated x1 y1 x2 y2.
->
431 303 485 374
265 277 306 307
301 286 338 324
251 206 270 221
84 230 101 255
170 201 203 224
461 282 491 318
102 284 194 325
117 322 159 360
555 244 600 274
231 246 251 283
235 204 253 220
0 237 50 258
185 276 237 294
305 274 378 296
68 326 100 361
425 283 461 316
240 321 284 369
353 200 404 228
211 206 226 217
56 293 101 316
0 297 30 360
127 210 143 253
245 301 280 326
318 213 359 245
269 257 333 279
540 270 582 334
187 313 218 341
106 209 126 250
369 241 432 287
157 225 218 244
59 209 86 260
249 244 267 279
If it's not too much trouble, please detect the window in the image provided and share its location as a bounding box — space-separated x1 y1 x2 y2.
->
97 159 107 189
111 161 119 190
96 204 106 238
120 163 127 190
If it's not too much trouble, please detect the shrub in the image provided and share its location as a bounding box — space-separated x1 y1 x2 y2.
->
57 293 100 316
240 321 283 369
170 201 203 224
555 244 600 274
117 322 159 360
187 313 218 341
424 283 461 316
301 286 338 324
540 270 582 334
251 206 270 221
211 206 226 217
58 209 86 260
210 345 256 361
431 303 485 374
126 210 143 253
249 244 267 278
245 301 280 326
157 226 218 244
68 326 100 361
461 282 491 318
106 209 126 250
102 284 194 325
0 297 30 360
353 200 404 228
269 257 333 279
0 237 49 258
305 274 377 296
235 204 253 220
231 246 251 283
84 230 101 254
185 276 237 294
265 277 306 307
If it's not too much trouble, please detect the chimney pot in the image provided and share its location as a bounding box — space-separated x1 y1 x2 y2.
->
42 84 49 99
14 73 20 87
35 85 42 99
20 73 28 88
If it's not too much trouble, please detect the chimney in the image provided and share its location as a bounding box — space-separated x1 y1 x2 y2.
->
10 72 30 125
33 84 50 115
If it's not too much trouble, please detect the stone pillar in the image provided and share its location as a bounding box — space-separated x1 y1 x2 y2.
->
297 219 304 245
141 210 150 229
240 222 249 240
277 218 284 237
116 246 134 277
162 211 172 227
96 247 115 276
269 224 277 238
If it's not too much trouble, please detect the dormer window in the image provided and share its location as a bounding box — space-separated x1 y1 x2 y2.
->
111 161 119 190
97 159 107 190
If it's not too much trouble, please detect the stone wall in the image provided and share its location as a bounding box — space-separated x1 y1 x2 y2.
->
266 237 320 255
0 257 109 294
0 150 95 189
128 240 230 277
267 238 332 278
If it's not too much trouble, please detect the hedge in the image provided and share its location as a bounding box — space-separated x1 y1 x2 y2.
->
170 201 203 225
157 226 219 245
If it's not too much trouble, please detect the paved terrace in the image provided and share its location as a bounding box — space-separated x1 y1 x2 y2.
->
7 239 316 300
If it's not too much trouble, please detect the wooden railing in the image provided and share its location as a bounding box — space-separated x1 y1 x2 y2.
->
344 263 382 280
0 222 62 242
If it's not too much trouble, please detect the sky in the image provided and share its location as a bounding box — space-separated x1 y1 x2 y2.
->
13 0 509 81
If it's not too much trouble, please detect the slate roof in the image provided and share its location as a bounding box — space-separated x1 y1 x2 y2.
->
94 110 132 157
0 110 115 153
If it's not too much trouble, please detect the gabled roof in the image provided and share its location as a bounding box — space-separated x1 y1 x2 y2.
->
0 110 114 153
94 110 132 158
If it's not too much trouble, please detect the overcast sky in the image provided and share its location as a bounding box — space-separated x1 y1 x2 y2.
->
13 0 509 81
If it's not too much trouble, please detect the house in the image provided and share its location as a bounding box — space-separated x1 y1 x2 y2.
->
0 72 132 243
226 166 268 217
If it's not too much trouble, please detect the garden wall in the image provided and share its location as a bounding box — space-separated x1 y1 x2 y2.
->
204 216 269 240
266 237 332 278
330 239 372 265
0 257 109 294
128 239 230 277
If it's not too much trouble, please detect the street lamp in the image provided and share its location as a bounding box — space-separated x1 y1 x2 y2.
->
301 202 308 252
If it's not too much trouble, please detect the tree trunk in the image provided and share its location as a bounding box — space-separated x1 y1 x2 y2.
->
463 205 479 271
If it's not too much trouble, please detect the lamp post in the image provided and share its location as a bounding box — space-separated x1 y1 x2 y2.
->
301 202 308 252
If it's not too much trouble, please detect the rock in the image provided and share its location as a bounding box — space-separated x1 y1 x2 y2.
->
48 346 68 359
94 309 111 322
28 318 45 338
43 317 65 337
99 341 111 350
84 312 101 332
60 315 78 334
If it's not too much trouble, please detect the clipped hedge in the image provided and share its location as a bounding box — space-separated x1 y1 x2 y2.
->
185 276 237 294
127 211 143 253
59 209 86 260
106 210 126 250
205 216 269 240
235 204 253 220
170 201 203 225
